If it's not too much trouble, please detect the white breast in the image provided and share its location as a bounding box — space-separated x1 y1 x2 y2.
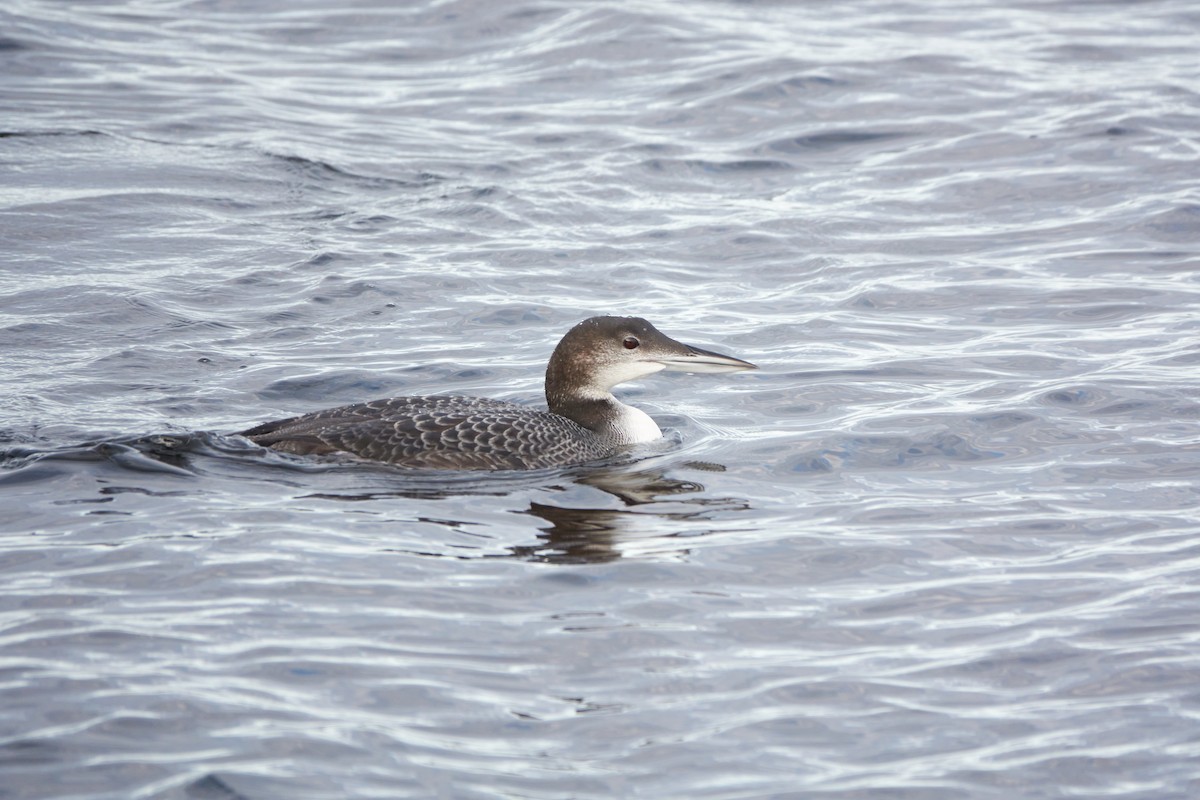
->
608 400 663 444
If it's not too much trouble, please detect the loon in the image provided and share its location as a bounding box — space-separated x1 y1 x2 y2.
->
239 316 756 470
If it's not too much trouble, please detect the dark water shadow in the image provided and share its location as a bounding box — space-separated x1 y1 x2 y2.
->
184 774 252 800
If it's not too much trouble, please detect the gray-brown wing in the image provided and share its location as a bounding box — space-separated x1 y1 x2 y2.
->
240 395 521 439
240 396 611 470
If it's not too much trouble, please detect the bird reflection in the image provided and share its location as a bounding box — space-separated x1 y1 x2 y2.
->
511 502 626 563
510 464 752 564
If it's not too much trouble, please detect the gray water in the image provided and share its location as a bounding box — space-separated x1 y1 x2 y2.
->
3 1 1200 798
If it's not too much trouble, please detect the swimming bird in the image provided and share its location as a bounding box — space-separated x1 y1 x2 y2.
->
240 316 756 470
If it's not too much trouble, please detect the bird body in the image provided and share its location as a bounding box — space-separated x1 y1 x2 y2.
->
241 316 755 470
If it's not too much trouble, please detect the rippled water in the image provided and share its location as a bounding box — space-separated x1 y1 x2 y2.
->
3 1 1200 797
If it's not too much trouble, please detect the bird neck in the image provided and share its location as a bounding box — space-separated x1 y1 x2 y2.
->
546 391 662 445
546 347 662 445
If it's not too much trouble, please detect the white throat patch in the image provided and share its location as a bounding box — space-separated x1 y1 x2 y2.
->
591 359 666 393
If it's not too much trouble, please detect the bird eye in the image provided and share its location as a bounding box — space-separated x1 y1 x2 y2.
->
623 336 640 350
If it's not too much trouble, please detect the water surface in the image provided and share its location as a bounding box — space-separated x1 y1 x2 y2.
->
2 1 1199 798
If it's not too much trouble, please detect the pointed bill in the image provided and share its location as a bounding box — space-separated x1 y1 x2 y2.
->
653 343 757 374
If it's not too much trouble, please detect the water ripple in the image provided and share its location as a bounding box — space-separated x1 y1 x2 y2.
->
3 0 1200 798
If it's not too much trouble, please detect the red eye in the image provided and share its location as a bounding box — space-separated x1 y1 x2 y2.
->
623 336 640 349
